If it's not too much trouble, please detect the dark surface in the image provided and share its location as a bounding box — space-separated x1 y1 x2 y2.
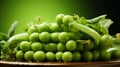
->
0 61 120 67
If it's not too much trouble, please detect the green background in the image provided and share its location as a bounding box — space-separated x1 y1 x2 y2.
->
0 0 119 35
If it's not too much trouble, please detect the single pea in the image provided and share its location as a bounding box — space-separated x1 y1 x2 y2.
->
33 51 46 62
58 32 69 43
55 14 65 24
72 51 81 62
50 23 62 32
29 32 40 42
28 25 38 34
39 32 51 43
57 43 66 52
46 52 55 61
81 51 93 62
55 52 63 61
62 15 73 25
100 50 111 61
37 23 50 33
66 40 76 51
16 50 24 61
45 43 57 52
19 41 31 52
51 32 59 43
62 51 73 62
92 50 100 61
24 51 34 61
31 42 43 51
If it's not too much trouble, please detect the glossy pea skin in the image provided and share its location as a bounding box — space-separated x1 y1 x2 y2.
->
62 15 73 25
55 14 65 24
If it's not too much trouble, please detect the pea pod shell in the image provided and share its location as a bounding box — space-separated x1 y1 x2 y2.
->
7 32 29 48
69 23 100 46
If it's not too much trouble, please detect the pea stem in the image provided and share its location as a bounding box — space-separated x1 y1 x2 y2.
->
34 16 41 24
72 14 80 21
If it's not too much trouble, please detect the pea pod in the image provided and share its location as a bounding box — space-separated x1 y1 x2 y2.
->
69 23 100 46
7 32 29 48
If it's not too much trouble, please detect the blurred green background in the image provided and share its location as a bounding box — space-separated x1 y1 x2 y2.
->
0 0 119 35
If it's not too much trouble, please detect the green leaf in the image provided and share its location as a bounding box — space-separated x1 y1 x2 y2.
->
78 17 88 25
96 19 113 35
8 21 18 37
0 40 7 57
0 40 7 47
87 15 107 23
1 41 9 53
0 32 9 41
100 25 109 35
99 19 113 28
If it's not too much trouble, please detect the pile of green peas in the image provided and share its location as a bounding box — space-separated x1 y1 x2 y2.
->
14 14 120 62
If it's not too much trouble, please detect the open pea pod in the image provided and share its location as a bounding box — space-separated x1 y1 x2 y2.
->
69 22 100 46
